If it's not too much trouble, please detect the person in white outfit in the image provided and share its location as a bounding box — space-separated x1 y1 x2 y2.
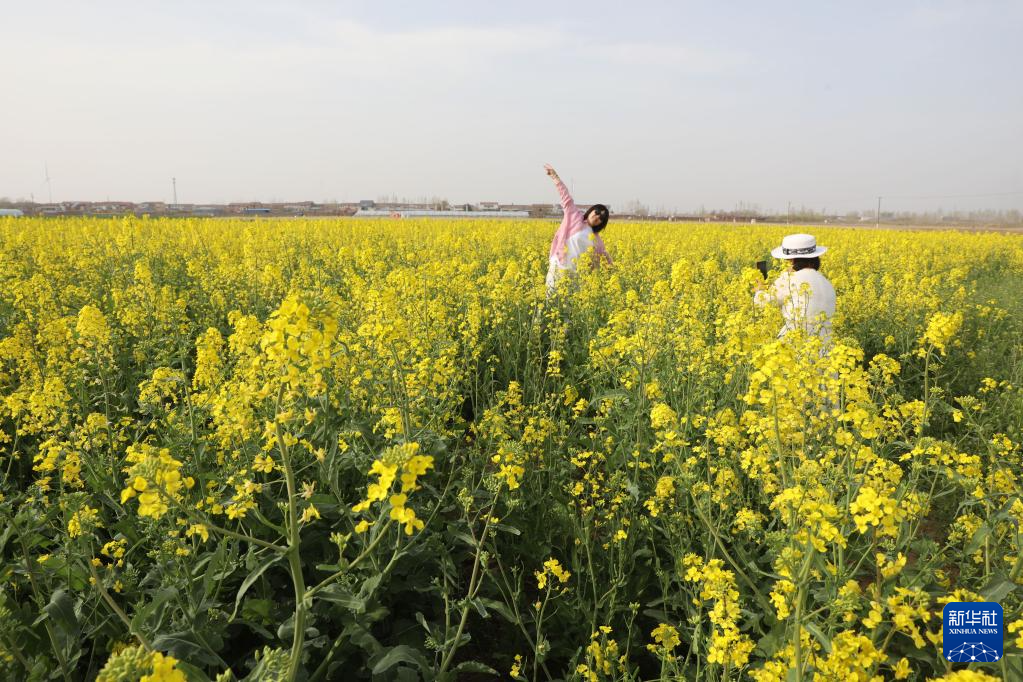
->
754 233 835 344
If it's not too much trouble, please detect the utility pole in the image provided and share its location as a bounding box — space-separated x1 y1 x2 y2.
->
172 177 178 205
876 196 882 229
787 201 791 225
45 163 52 203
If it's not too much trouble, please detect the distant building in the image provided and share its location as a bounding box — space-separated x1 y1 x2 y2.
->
359 200 376 210
0 208 24 217
92 202 136 214
354 209 529 218
283 202 320 215
528 204 562 218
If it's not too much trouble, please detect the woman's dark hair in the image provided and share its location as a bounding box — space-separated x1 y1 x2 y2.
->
791 257 820 272
584 204 610 233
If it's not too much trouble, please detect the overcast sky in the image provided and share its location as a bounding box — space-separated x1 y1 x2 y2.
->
2 0 1021 213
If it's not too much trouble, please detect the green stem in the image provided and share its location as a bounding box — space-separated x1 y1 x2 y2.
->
203 519 288 554
161 482 288 554
19 529 72 680
691 497 775 616
581 514 600 633
438 513 494 674
1009 534 1023 583
791 551 814 682
532 586 556 682
306 519 394 599
0 629 32 671
276 410 307 682
87 559 153 651
491 553 554 680
918 350 931 442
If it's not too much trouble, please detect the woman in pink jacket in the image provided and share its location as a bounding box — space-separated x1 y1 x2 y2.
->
543 164 612 292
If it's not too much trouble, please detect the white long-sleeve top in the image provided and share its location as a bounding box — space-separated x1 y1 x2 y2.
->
545 228 602 290
754 268 836 341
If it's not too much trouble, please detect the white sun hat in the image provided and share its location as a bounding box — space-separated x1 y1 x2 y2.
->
771 233 828 259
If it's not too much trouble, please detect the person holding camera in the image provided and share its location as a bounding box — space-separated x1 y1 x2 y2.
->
754 233 835 343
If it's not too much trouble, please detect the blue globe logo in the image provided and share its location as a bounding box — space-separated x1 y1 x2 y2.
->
946 642 1001 663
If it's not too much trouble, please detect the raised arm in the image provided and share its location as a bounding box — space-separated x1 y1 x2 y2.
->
544 164 577 214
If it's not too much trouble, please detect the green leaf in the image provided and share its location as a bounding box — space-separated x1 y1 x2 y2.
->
475 598 516 624
250 508 286 535
40 589 79 658
965 522 992 554
344 619 384 657
241 598 273 623
309 492 339 508
415 611 433 637
229 555 282 621
756 623 787 659
359 573 383 600
371 644 430 675
174 659 214 682
233 616 274 641
452 660 498 675
803 621 832 654
591 389 630 404
277 615 295 643
399 670 422 682
641 608 670 623
469 598 489 618
132 587 178 634
152 632 222 667
450 530 478 547
202 541 227 597
981 575 1017 603
316 584 365 612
